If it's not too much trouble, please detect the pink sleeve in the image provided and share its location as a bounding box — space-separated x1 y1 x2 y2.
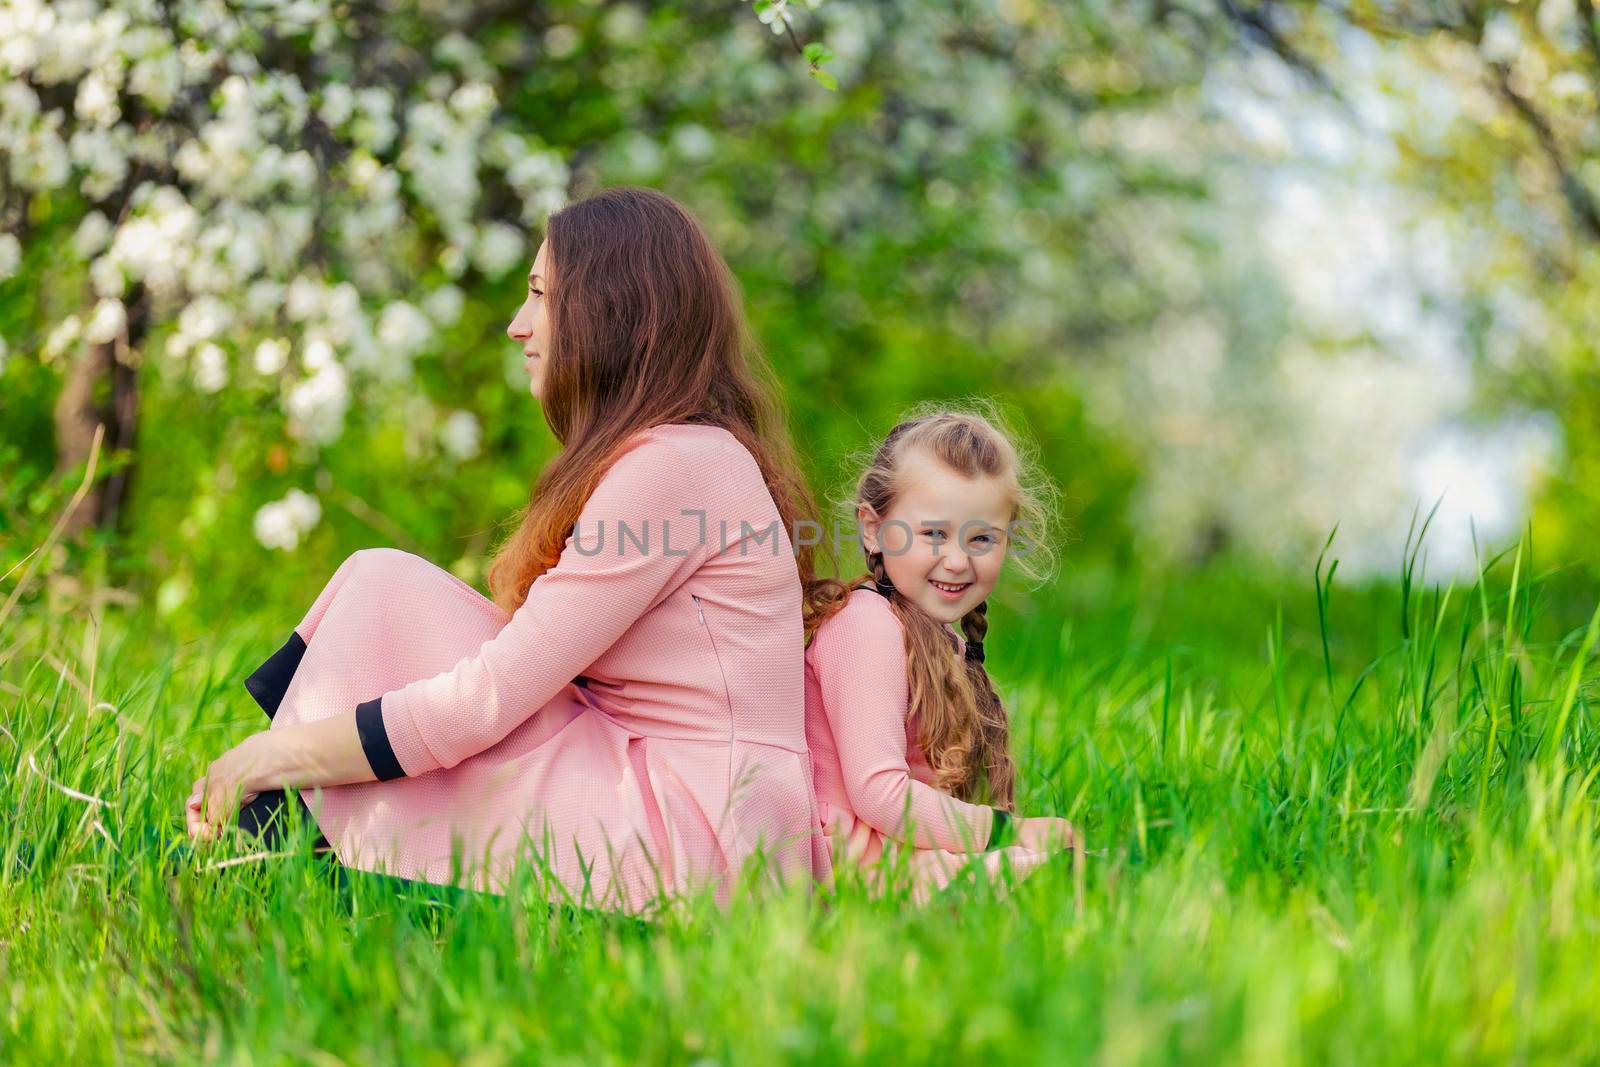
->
813 596 995 852
367 435 712 776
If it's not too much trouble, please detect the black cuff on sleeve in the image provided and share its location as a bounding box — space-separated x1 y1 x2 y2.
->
356 696 406 781
986 807 1012 851
243 632 307 720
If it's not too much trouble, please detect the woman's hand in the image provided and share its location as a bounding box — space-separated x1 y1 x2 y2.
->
1015 815 1079 853
186 731 281 842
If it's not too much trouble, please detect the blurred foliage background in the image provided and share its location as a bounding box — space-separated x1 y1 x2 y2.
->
3 0 1599 632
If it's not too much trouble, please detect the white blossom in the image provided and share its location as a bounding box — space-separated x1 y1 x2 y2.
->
754 0 794 35
89 254 124 298
281 149 317 192
302 336 336 370
285 275 324 321
504 148 569 222
319 82 354 127
0 233 19 280
1549 70 1590 101
193 342 229 393
42 314 82 363
435 32 488 75
128 52 181 109
73 211 112 258
75 70 121 125
544 24 581 59
253 488 322 551
449 82 497 126
377 300 433 356
286 359 349 444
175 295 232 344
1479 13 1523 64
473 221 524 277
13 125 71 191
83 298 127 344
603 4 646 42
423 285 465 327
438 409 482 460
619 133 663 179
323 282 360 323
352 87 397 153
439 243 468 278
253 337 290 375
671 123 715 161
244 278 285 319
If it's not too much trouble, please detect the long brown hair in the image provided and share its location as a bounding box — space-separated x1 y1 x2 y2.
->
487 187 823 612
802 401 1059 810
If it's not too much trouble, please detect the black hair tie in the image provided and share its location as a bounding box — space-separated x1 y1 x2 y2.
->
873 574 896 598
964 639 985 664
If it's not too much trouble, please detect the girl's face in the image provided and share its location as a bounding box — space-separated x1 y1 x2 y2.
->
860 448 1013 625
506 238 552 400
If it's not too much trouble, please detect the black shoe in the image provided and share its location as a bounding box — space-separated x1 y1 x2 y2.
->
238 788 333 852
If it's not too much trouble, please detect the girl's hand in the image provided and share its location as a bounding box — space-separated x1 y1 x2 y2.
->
1016 815 1078 853
187 731 278 841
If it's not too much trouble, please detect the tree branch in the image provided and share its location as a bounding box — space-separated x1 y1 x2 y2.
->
1488 59 1600 243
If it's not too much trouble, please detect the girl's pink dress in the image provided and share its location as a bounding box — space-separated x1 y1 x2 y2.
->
245 422 825 911
804 587 1051 902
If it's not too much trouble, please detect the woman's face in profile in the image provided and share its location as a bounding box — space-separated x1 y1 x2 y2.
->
507 239 552 400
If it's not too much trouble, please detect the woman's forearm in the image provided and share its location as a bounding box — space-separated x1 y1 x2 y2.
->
257 711 378 790
190 711 378 839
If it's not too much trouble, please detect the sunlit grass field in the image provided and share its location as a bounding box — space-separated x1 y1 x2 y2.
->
6 530 1600 1064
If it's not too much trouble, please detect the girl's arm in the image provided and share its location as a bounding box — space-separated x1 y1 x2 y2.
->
815 594 997 852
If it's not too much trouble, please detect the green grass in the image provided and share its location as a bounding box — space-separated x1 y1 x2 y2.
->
6 532 1600 1065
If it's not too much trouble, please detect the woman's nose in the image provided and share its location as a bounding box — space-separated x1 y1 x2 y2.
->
507 303 531 341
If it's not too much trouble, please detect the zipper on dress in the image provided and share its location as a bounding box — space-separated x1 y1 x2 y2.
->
691 593 737 723
690 592 742 850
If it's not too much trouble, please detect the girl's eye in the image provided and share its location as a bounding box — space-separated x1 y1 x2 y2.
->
972 534 993 545
529 286 543 297
923 529 947 541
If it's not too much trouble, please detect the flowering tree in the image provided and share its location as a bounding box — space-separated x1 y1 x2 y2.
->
3 0 1233 578
0 0 592 540
1207 1 1600 567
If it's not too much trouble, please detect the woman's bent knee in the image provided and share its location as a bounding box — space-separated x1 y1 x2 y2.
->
346 546 504 624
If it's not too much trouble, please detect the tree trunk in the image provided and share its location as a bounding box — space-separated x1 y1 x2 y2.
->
51 292 145 538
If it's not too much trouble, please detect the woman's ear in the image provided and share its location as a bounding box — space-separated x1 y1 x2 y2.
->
858 503 881 555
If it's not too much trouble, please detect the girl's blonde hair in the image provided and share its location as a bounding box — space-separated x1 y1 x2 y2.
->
802 399 1060 810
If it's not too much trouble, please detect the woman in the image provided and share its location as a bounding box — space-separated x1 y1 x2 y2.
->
187 187 828 912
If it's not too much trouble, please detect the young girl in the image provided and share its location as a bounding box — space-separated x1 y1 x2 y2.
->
803 405 1078 901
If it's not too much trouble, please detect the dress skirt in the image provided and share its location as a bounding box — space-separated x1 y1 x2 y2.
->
239 548 751 912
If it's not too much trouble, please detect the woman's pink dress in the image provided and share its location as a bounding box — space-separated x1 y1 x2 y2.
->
248 422 825 911
804 587 1050 901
